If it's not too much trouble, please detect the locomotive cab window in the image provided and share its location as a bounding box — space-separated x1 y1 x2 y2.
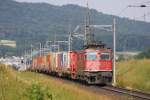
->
86 52 97 60
100 53 110 60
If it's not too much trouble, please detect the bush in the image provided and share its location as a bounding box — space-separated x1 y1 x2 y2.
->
24 83 53 100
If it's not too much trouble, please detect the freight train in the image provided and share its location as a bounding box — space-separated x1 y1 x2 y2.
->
29 3 113 84
30 43 113 84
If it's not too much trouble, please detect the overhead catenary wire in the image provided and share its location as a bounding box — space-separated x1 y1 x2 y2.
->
141 12 150 18
135 0 150 5
116 1 150 22
117 6 129 16
133 12 150 21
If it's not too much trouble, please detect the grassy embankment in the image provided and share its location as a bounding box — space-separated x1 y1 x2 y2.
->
1 59 150 100
0 64 110 100
116 59 150 92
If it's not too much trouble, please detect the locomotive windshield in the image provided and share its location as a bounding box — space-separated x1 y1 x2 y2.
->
100 53 110 60
86 52 97 60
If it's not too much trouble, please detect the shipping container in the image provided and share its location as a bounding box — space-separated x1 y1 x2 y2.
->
69 51 78 73
76 51 85 73
46 53 51 71
56 52 63 68
32 57 38 70
37 56 40 70
50 52 56 71
42 55 47 71
62 52 68 68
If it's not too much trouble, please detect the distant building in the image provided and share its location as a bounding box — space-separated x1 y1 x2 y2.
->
116 51 140 60
0 40 16 48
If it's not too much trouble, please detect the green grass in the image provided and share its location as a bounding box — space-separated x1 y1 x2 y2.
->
0 65 110 100
116 59 150 92
0 65 29 100
2 59 149 100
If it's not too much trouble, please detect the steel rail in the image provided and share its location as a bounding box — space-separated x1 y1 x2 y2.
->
101 85 150 100
29 71 150 100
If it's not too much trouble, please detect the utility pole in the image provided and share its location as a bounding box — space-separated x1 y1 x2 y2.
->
43 43 45 55
68 33 72 52
24 49 27 68
113 18 116 86
45 41 52 52
68 32 71 68
143 13 146 21
40 43 42 56
54 33 58 52
30 44 33 60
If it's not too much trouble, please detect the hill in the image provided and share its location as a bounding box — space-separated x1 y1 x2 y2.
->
0 0 150 56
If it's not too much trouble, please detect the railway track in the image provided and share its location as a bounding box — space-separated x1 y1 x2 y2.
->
100 85 150 100
57 76 150 100
34 72 150 100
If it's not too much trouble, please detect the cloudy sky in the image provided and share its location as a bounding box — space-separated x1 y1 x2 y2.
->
15 0 150 22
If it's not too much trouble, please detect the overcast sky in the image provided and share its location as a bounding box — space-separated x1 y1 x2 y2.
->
15 0 150 22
